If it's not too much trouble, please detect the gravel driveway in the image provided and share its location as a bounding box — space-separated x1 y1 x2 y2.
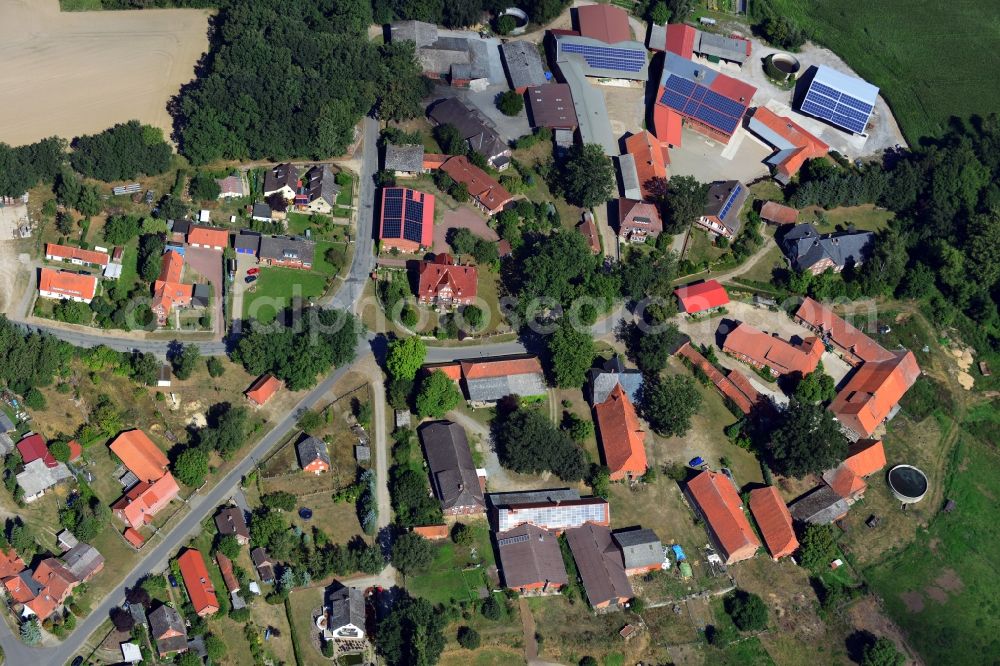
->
184 246 224 336
433 206 499 255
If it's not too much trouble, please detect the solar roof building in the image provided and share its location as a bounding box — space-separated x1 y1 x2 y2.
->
800 65 879 135
554 34 649 81
653 52 756 145
698 180 748 239
488 489 610 532
378 187 435 253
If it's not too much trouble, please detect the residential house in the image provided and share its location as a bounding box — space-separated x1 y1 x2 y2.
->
378 187 435 252
151 250 193 325
760 201 799 225
250 203 272 224
748 107 829 183
685 470 760 564
4 571 42 609
577 212 601 253
17 433 56 468
565 523 634 609
62 543 105 582
216 175 246 199
722 322 824 377
823 439 887 501
624 131 669 201
416 254 478 306
177 549 219 617
674 280 730 316
616 199 663 243
588 354 643 407
297 165 341 214
495 523 568 593
187 225 229 251
149 604 188 657
0 547 25 579
789 485 850 525
123 528 145 549
296 436 331 474
26 558 78 620
216 552 240 593
420 421 485 515
45 243 109 268
17 458 72 503
781 223 874 275
698 180 748 239
111 473 180 529
385 143 426 177
322 586 366 640
501 40 548 92
488 489 610 532
594 384 647 481
526 84 578 130
251 547 276 584
110 430 170 482
439 156 513 216
828 352 920 439
748 486 798 560
38 268 97 304
458 355 546 406
235 230 261 256
214 506 250 545
245 374 282 406
613 528 664 575
263 163 299 200
259 235 314 269
428 98 510 168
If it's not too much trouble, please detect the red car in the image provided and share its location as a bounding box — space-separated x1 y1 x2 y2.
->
247 267 260 276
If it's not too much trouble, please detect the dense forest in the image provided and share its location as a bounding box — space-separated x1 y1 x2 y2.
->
0 138 66 198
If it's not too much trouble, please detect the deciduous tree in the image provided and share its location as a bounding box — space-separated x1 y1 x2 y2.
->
641 375 701 437
561 144 614 208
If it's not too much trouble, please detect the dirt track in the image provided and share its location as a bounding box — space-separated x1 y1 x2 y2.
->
0 0 209 145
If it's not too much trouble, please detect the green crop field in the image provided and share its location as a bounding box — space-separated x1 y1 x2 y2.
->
865 434 1000 663
760 0 1000 143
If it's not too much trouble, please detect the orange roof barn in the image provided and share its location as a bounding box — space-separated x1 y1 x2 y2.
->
246 374 282 406
686 471 760 564
177 549 219 617
748 486 798 560
594 385 647 481
110 430 169 482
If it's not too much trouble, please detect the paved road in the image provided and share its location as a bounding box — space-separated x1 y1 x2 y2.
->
15 321 229 357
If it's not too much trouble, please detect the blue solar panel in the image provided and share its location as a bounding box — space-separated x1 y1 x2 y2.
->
838 95 873 113
810 81 842 100
693 107 738 135
660 89 688 110
802 79 874 133
718 183 743 220
691 86 707 103
665 75 696 96
382 218 401 238
659 74 748 136
561 42 645 72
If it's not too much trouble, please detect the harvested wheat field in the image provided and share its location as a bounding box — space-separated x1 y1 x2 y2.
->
0 0 209 146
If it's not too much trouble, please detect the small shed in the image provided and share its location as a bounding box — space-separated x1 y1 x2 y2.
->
760 201 798 225
121 642 142 664
355 445 371 463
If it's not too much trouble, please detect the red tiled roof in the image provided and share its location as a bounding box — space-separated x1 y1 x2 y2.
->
187 225 229 248
417 258 478 302
17 434 57 468
594 384 647 481
674 280 729 314
677 342 759 415
67 440 82 462
112 473 180 529
709 75 757 106
216 552 240 592
110 430 169 482
151 279 194 318
423 362 463 382
617 199 663 238
123 528 145 548
412 525 450 539
422 153 448 170
26 591 59 620
32 558 77 603
625 131 669 200
0 548 25 579
686 471 760 564
45 243 109 266
795 297 895 364
576 4 631 43
440 156 513 215
245 374 282 406
652 106 683 147
823 465 866 499
748 486 798 560
159 250 184 284
760 201 799 225
38 268 97 301
750 107 829 180
665 23 696 58
845 439 886 477
830 353 920 438
577 214 601 253
460 356 543 380
4 574 36 603
723 322 823 376
177 549 219 616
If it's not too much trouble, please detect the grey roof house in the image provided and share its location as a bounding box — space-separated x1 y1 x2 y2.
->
302 165 341 213
235 230 261 255
251 547 276 583
214 506 250 545
699 180 748 239
612 528 664 574
149 605 188 656
789 485 850 525
251 202 272 222
495 523 569 592
419 421 485 515
780 223 874 275
263 163 298 199
324 586 366 640
296 435 331 473
390 21 495 84
191 284 211 309
588 354 643 406
428 98 510 168
566 523 634 609
385 143 425 175
501 40 548 90
16 459 72 503
62 543 105 582
259 235 315 268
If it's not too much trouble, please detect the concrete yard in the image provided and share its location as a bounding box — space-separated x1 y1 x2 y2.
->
668 125 772 184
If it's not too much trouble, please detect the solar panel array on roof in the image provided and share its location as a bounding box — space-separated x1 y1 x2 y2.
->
718 183 743 220
403 191 425 243
497 533 531 547
382 189 404 239
801 76 875 134
659 74 745 135
560 42 646 72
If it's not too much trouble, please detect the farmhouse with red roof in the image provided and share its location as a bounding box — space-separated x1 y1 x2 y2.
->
417 254 478 306
685 471 760 564
177 549 219 616
379 187 435 253
594 385 647 481
723 322 824 377
245 374 282 407
38 268 97 304
748 107 829 183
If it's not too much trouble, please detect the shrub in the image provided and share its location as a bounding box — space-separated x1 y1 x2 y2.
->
497 90 524 116
457 625 481 649
724 590 768 631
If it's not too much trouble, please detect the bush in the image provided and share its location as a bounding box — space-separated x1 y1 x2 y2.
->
457 625 481 649
724 589 768 631
497 90 524 116
481 595 505 621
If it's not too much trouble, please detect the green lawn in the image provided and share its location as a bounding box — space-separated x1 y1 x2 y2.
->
800 204 894 233
313 241 349 276
405 523 494 604
761 0 1000 143
242 267 330 324
865 435 1000 663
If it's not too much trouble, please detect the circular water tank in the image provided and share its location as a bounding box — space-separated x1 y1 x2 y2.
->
887 465 928 503
765 53 801 82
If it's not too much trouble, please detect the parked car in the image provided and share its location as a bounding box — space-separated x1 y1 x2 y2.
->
299 507 313 520
247 267 259 276
168 574 178 588
244 275 257 284
689 456 705 468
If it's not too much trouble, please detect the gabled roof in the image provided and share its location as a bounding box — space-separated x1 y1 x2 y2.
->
5 570 42 603
566 523 633 607
0 547 25 579
38 268 97 301
110 430 169 482
749 107 829 182
795 298 895 363
420 421 485 512
32 558 77 603
616 199 664 236
723 322 824 375
594 385 647 478
748 486 798 559
829 352 920 438
703 180 748 235
329 586 366 636
62 543 104 582
589 354 643 406
496 523 569 589
460 355 547 403
17 433 56 468
674 280 729 314
439 156 512 214
303 165 340 207
686 471 760 563
526 84 578 129
676 342 761 416
216 175 245 196
781 223 874 272
112 473 180 529
296 436 330 468
187 225 229 247
417 257 478 300
760 201 799 225
576 4 631 43
245 374 281 405
177 549 218 615
123 528 144 548
259 235 315 264
45 243 109 266
664 23 696 58
214 506 250 541
159 250 184 284
16 458 72 497
822 464 867 499
500 40 548 89
845 439 886 477
263 163 298 194
577 213 601 253
789 485 850 524
149 604 187 653
613 527 663 570
215 552 239 593
624 131 669 200
379 187 436 247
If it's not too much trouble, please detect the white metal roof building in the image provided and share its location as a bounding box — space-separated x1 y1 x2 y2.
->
800 65 879 135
